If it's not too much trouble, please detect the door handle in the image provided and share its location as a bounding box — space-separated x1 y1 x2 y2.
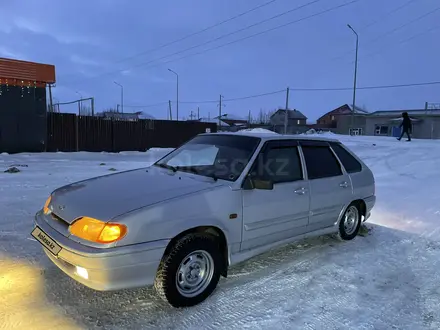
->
339 181 349 188
294 187 307 195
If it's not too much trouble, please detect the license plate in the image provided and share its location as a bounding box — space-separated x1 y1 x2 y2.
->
31 226 62 256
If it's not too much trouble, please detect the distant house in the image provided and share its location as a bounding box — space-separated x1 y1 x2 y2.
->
270 109 308 134
314 104 440 139
213 114 248 131
190 117 230 128
215 114 248 126
315 104 368 128
362 109 440 139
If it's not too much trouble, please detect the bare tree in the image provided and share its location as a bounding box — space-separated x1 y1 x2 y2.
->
252 108 274 124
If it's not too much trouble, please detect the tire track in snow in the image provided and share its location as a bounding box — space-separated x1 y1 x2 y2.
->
166 239 350 330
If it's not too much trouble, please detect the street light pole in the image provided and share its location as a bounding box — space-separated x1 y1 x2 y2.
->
168 69 179 121
347 24 358 135
76 91 82 115
113 81 124 113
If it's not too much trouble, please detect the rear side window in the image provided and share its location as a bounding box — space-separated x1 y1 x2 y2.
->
330 143 362 173
301 145 342 179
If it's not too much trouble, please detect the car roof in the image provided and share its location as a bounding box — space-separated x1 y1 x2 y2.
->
200 131 341 143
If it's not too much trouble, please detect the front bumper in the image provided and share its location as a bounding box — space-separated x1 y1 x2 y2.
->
33 211 169 291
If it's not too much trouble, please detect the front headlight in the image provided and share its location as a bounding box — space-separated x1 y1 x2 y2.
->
43 195 52 214
69 217 127 243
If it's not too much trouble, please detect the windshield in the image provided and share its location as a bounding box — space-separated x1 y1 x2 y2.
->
154 134 261 181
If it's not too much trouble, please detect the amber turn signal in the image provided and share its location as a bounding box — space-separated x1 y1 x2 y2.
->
69 217 127 243
43 195 52 214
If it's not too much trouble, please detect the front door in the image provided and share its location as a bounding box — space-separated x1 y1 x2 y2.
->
241 140 310 251
299 140 353 230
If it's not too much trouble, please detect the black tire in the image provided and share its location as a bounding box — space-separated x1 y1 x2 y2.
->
336 202 361 241
154 233 222 308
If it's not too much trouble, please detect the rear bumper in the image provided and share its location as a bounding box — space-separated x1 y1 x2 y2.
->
363 195 376 222
34 211 169 291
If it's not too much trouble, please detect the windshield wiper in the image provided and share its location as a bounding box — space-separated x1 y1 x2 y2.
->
175 166 218 181
156 163 177 172
175 166 200 175
205 173 218 181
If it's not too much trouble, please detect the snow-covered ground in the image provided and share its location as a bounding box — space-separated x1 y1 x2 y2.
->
1 135 440 329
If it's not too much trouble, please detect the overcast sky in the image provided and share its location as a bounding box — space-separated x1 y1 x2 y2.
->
0 0 438 121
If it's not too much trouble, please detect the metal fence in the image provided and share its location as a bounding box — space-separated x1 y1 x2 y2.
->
46 113 217 152
0 85 47 153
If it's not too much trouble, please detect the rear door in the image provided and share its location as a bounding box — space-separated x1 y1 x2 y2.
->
330 142 374 205
241 140 310 251
299 140 353 231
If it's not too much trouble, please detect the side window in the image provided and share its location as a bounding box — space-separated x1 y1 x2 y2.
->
330 143 362 173
301 145 342 179
252 144 303 183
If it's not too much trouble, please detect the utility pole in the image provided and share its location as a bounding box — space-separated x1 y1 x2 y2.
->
284 87 290 134
219 94 223 127
197 106 200 120
76 91 82 115
91 97 95 116
168 100 173 120
48 84 53 112
347 24 359 135
168 68 179 121
114 81 124 113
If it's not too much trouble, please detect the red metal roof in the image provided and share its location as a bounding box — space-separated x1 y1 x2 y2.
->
0 57 55 84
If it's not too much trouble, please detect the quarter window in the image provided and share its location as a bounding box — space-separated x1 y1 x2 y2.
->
330 143 362 173
301 145 342 179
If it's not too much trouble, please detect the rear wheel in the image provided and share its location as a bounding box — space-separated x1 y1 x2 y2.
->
336 203 361 241
154 233 222 307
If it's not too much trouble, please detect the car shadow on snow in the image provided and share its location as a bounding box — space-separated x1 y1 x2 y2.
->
38 224 440 330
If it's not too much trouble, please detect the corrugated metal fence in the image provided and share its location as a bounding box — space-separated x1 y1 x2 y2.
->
47 113 217 152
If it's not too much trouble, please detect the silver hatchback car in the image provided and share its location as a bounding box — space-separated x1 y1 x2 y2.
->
32 132 375 307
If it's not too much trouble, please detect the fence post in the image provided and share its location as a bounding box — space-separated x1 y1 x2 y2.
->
111 118 115 152
75 115 79 152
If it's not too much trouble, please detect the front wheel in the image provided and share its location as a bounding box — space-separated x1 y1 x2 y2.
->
337 203 361 241
154 233 222 308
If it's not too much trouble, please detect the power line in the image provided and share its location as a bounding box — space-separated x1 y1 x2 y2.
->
118 0 324 70
360 0 420 31
74 0 325 83
225 89 287 102
180 89 286 104
124 101 168 108
106 0 279 66
109 0 361 76
293 80 440 91
125 80 440 108
365 4 440 45
328 0 435 63
358 22 440 62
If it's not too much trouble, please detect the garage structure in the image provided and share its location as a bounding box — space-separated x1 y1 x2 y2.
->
0 57 56 153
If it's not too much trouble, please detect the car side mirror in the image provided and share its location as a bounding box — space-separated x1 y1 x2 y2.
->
243 175 274 190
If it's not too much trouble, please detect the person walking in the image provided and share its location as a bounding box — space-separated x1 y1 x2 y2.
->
397 112 412 141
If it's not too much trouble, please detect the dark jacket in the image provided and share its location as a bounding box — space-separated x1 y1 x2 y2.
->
400 112 412 131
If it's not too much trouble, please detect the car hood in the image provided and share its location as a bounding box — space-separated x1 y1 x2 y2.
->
49 167 224 224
